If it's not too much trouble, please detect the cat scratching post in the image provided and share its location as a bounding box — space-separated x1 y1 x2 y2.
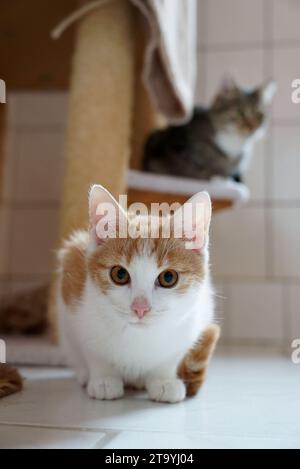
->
0 108 5 193
60 0 135 237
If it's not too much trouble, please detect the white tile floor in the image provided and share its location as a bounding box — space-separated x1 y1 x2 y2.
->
0 347 299 449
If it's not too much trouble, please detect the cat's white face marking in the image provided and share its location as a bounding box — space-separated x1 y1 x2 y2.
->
84 185 212 327
215 124 266 160
91 251 202 327
215 128 247 159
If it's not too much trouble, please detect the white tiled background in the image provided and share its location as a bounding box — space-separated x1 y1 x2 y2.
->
197 0 300 347
0 93 67 295
0 0 300 349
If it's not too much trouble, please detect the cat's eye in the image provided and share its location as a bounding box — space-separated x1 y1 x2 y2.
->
110 266 130 285
157 269 178 288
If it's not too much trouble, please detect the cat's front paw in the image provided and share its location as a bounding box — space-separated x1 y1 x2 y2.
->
146 378 186 403
87 377 124 400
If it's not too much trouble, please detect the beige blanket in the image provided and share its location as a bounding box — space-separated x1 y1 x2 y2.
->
52 0 197 123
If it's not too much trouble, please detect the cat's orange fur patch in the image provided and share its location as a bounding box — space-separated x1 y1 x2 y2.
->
60 231 88 307
178 324 220 396
0 364 23 398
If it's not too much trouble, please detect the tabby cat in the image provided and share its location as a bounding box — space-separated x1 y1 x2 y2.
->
144 78 276 182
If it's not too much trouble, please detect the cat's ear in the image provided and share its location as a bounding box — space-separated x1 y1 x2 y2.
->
88 185 127 246
212 76 238 107
259 80 277 106
218 75 239 97
173 191 212 253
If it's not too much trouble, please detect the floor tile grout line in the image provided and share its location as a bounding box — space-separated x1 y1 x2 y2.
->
0 421 212 437
263 0 274 281
0 420 297 444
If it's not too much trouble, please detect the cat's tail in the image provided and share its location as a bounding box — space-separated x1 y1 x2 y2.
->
178 324 220 397
0 284 49 335
0 286 47 399
0 364 23 398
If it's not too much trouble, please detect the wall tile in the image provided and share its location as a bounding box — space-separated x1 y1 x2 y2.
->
9 92 68 128
244 138 266 201
269 208 300 278
270 125 300 201
213 282 230 340
10 208 59 275
205 49 265 104
10 277 49 295
211 207 266 278
197 0 207 47
271 47 300 120
228 282 284 342
195 48 206 104
271 0 300 42
289 285 300 340
205 0 264 47
14 131 64 202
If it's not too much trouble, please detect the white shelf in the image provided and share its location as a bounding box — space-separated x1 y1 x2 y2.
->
127 169 250 205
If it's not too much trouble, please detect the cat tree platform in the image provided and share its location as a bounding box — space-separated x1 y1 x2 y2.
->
127 170 250 210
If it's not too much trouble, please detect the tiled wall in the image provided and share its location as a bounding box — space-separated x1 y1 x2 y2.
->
0 93 68 296
0 0 299 349
197 0 300 347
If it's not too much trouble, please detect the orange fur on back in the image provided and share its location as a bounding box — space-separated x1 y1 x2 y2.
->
60 231 88 307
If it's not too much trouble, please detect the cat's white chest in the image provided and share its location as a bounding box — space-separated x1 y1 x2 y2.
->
215 126 265 171
67 279 213 386
215 129 248 159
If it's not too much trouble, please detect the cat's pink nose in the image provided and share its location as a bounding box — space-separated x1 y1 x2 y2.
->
131 297 150 319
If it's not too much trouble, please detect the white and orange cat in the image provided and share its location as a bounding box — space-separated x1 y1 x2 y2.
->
56 185 218 403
